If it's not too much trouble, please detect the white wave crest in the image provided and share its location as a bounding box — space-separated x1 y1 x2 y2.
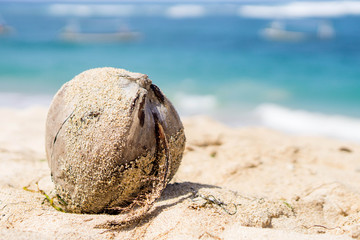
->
255 103 360 142
174 93 217 115
166 4 205 19
0 92 52 109
48 4 135 17
239 1 360 19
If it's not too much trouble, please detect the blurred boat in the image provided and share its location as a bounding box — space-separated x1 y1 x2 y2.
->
260 20 335 42
60 31 141 43
0 24 13 35
0 15 14 35
317 21 335 39
59 22 140 43
260 21 306 42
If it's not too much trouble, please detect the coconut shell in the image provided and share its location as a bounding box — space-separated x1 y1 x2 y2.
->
45 67 185 214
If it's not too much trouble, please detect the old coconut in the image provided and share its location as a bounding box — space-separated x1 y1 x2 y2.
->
45 67 185 214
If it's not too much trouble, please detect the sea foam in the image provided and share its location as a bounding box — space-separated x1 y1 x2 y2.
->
239 1 360 19
174 93 217 116
166 5 206 18
255 103 360 142
48 4 136 17
0 92 52 109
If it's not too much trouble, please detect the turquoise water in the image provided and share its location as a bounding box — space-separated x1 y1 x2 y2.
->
1 2 360 125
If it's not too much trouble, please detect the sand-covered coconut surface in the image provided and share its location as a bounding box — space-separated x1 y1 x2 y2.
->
1 107 360 240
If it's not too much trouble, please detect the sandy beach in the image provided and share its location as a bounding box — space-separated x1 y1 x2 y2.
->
1 106 360 240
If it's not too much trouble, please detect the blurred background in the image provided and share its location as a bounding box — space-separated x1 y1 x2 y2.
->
0 0 360 140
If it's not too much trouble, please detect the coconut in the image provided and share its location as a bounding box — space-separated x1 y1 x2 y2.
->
45 67 185 215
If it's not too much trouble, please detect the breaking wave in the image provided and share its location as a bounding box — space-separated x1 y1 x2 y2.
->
239 1 360 19
48 4 137 17
255 103 360 142
173 93 217 116
166 4 206 19
0 92 52 109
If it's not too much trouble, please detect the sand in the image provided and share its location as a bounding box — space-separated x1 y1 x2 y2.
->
1 107 360 240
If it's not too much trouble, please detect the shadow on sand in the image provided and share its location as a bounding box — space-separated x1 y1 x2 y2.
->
98 181 219 231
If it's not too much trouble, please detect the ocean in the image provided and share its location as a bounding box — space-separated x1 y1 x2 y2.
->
1 1 360 142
